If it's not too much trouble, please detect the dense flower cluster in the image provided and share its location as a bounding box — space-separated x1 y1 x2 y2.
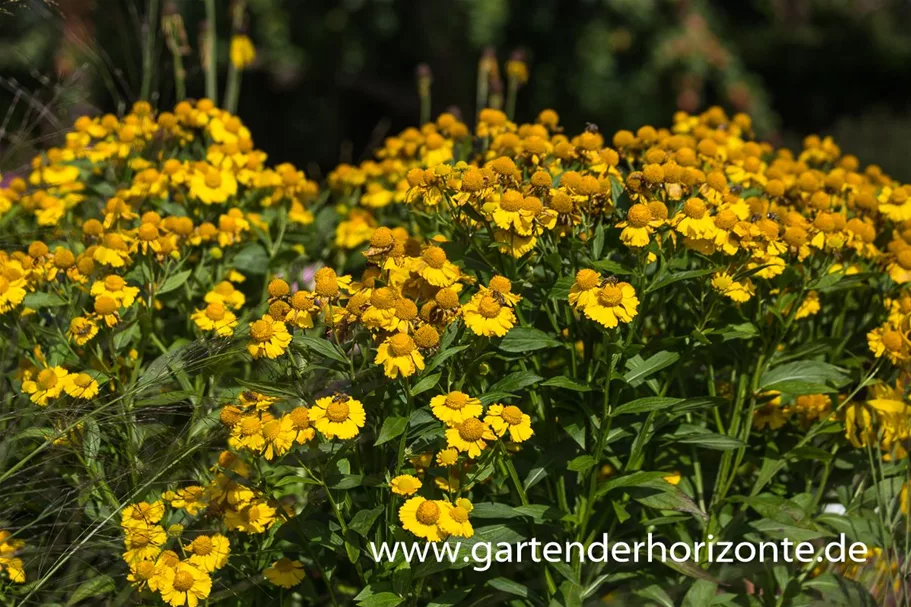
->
2 99 909 604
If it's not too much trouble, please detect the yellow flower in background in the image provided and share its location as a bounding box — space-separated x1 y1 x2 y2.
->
390 474 422 496
311 394 366 439
156 561 212 607
616 203 654 247
438 498 474 538
163 486 208 515
63 372 100 399
484 404 534 442
462 293 516 337
445 417 496 458
711 272 754 303
262 415 295 460
413 245 461 287
67 316 99 345
430 390 483 426
192 302 238 337
399 496 445 542
187 534 230 572
230 35 256 70
375 332 425 378
122 525 167 563
0 276 26 313
576 281 639 329
190 165 238 204
794 291 821 319
224 500 277 534
90 275 139 307
263 558 305 589
247 316 292 359
287 407 316 443
0 531 25 583
21 367 69 406
121 501 165 529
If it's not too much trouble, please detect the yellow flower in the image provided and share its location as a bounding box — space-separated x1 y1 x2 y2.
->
288 406 316 443
671 199 716 239
21 366 69 406
484 404 534 442
711 272 754 303
121 501 165 530
430 390 483 426
224 500 277 534
230 35 256 70
375 332 425 378
262 415 295 460
187 534 230 572
577 281 639 329
63 372 100 399
462 293 516 337
127 560 155 589
0 276 27 313
156 561 212 607
163 486 208 515
399 496 446 542
90 274 139 307
67 316 99 345
192 302 238 336
263 558 306 589
189 165 238 204
230 413 266 452
445 417 496 458
435 448 460 466
867 325 910 366
413 245 461 287
247 316 292 359
390 474 422 496
795 291 821 319
0 531 25 583
616 203 654 247
93 233 132 267
568 269 601 310
311 394 366 439
122 525 167 564
438 498 474 538
205 281 246 309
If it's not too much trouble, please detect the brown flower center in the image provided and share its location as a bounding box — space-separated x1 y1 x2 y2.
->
444 391 469 410
882 330 904 352
575 269 600 290
501 405 524 425
683 199 707 219
239 417 261 436
37 369 57 390
326 402 350 423
598 285 623 307
173 571 195 592
192 536 213 556
389 333 415 356
416 500 441 525
250 320 273 341
205 302 226 321
627 204 652 228
450 506 470 523
458 418 485 442
104 275 125 291
477 296 502 319
422 246 447 270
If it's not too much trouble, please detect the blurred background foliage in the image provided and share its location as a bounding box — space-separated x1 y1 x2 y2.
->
2 0 911 178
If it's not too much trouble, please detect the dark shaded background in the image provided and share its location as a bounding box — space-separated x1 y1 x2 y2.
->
2 0 911 179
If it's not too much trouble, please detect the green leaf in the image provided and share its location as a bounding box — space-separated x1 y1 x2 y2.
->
349 506 384 538
357 592 404 607
487 577 530 598
682 580 717 607
636 584 673 607
541 376 591 391
596 471 670 498
591 223 606 259
759 360 848 392
231 243 270 275
157 269 192 294
499 327 561 352
427 587 473 607
411 372 441 396
488 371 542 394
375 416 409 446
623 351 680 385
669 430 745 451
67 574 115 605
630 483 707 519
612 396 682 416
591 259 632 275
296 335 348 365
567 455 596 472
23 292 65 308
646 267 717 293
426 345 470 373
548 276 575 300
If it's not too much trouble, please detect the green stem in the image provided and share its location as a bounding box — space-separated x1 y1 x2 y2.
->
141 0 160 101
203 0 218 101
